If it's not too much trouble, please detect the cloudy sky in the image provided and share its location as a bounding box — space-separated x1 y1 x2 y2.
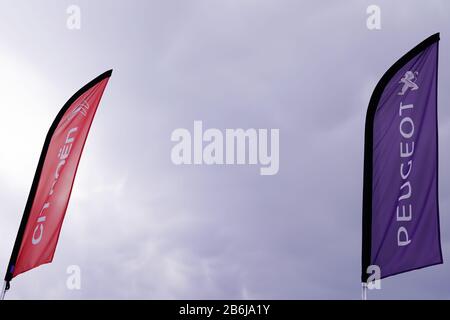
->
1 0 450 299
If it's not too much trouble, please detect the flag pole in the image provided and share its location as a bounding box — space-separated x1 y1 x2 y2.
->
0 281 8 300
361 282 367 300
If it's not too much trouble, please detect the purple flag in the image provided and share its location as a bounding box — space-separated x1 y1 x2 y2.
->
362 33 442 282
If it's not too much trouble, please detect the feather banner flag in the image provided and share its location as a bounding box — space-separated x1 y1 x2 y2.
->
2 70 112 295
362 34 442 283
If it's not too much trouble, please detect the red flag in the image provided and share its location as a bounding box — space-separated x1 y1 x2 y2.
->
4 70 112 286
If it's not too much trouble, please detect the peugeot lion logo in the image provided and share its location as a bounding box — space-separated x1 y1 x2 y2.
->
398 71 419 96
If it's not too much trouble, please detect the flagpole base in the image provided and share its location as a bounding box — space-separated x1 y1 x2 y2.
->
361 282 368 300
1 281 9 300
